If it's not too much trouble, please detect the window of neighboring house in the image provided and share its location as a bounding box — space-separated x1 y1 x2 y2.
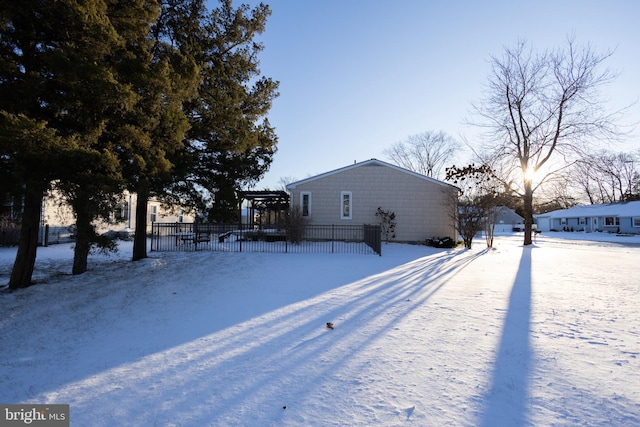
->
114 202 128 221
561 218 567 225
605 216 620 226
579 217 586 225
341 191 352 219
178 209 184 223
149 205 158 223
109 203 127 223
633 217 640 227
301 192 311 217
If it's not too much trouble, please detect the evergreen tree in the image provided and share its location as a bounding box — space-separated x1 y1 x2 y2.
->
0 0 128 287
0 115 71 288
51 0 147 275
172 0 279 221
108 0 199 261
1 0 279 284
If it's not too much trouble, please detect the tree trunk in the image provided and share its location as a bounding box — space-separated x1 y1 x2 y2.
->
72 203 92 275
523 180 534 245
132 187 149 261
485 206 496 248
464 235 473 249
9 187 43 290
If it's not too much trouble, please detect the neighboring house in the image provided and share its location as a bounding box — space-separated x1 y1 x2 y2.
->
286 159 458 242
534 201 640 234
493 206 525 233
39 189 194 244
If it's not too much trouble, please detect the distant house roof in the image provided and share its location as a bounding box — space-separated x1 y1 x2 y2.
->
535 201 640 219
495 206 524 223
286 158 458 190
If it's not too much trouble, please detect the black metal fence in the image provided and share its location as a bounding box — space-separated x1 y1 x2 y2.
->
151 222 382 255
0 224 20 246
1 224 76 247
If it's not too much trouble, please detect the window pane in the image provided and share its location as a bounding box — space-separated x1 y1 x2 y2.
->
150 205 157 223
343 194 350 217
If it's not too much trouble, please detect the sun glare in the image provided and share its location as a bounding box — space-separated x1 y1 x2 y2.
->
523 167 541 183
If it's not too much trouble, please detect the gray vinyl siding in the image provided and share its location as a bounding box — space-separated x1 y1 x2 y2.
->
289 162 456 242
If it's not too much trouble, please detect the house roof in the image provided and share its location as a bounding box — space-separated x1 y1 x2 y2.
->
286 158 458 190
535 200 640 219
496 206 524 222
237 190 289 202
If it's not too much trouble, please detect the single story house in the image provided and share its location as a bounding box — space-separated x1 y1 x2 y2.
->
534 201 640 234
493 206 525 233
286 159 458 242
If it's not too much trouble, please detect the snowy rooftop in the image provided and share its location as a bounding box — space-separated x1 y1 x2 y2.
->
535 200 640 218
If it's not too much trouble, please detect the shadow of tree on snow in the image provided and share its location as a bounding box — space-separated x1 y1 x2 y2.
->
478 246 532 427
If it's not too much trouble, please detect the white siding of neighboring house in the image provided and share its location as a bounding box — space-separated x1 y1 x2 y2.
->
41 189 195 240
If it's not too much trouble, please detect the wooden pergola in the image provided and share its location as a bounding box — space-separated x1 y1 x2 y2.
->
237 190 290 229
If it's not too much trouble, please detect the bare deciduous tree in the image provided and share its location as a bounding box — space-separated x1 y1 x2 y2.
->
473 37 625 245
384 131 459 179
571 150 640 203
277 176 298 193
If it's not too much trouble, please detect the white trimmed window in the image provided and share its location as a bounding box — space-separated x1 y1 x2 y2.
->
178 209 184 223
301 192 311 217
149 205 158 223
579 217 586 225
341 191 352 219
604 216 620 226
633 217 640 227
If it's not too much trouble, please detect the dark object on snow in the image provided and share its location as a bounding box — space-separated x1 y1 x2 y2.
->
425 236 458 248
326 322 334 330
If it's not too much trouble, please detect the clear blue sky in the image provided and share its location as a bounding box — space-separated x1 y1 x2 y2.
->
211 0 640 189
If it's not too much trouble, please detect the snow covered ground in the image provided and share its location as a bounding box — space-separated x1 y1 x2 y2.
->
1 231 639 426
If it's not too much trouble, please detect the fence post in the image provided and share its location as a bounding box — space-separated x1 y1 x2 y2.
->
150 223 154 252
331 224 335 253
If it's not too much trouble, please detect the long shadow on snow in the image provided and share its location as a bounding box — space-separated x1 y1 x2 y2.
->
145 247 489 425
29 248 488 425
477 246 532 427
